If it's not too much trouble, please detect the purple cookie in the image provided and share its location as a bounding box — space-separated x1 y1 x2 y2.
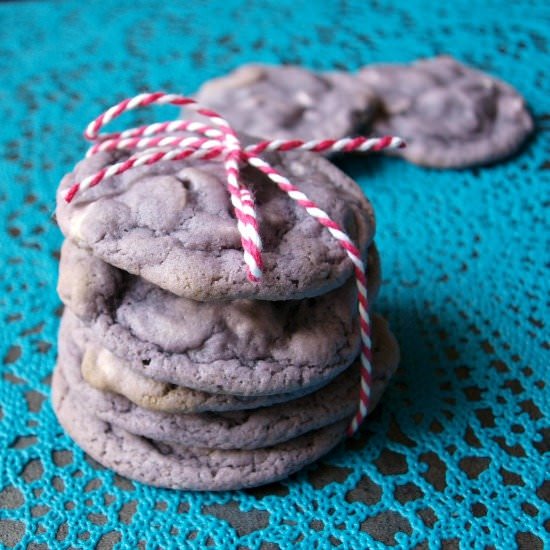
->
81 343 324 414
58 241 382 395
194 63 379 141
359 56 533 168
56 144 375 301
52 366 351 491
67 312 338 413
57 311 399 450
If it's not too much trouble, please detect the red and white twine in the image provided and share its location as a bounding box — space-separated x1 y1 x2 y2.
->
64 92 405 435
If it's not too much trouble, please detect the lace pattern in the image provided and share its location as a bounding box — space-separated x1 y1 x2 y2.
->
0 1 548 548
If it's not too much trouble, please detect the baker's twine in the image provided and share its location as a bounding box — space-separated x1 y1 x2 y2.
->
62 92 405 435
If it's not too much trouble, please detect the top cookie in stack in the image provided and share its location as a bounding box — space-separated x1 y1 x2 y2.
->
52 139 400 490
57 145 375 301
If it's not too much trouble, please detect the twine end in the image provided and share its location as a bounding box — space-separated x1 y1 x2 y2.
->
246 272 262 283
63 185 78 203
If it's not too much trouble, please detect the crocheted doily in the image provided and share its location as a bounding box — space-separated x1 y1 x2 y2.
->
0 1 547 548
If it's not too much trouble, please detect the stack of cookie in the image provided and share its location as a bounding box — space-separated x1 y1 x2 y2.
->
52 142 400 490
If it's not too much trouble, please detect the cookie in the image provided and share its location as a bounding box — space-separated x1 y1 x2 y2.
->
56 144 375 301
359 56 533 168
52 365 351 491
80 344 325 413
63 312 327 413
57 312 399 449
58 241 381 395
194 64 379 141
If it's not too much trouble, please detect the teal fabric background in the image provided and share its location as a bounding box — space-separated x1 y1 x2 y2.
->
0 1 548 548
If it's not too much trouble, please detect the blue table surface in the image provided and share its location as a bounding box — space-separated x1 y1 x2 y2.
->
0 1 548 549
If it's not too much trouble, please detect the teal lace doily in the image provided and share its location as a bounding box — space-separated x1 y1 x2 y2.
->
0 1 548 548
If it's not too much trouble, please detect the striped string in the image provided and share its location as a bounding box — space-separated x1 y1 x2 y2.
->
63 92 405 435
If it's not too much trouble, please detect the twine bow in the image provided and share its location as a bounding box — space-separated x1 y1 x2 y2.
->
63 92 405 435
